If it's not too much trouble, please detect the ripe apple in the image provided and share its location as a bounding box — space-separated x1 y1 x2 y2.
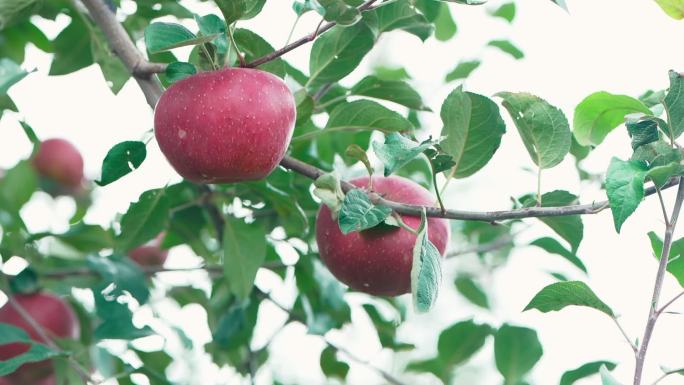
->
0 293 79 384
154 67 296 183
128 233 168 267
315 176 450 296
32 138 85 195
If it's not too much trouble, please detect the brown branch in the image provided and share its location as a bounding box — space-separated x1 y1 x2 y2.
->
81 0 679 225
245 0 378 68
634 177 684 385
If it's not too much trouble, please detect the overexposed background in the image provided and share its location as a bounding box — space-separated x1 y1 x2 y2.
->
1 0 683 384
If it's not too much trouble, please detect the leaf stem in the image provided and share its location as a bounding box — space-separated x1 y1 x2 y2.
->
611 316 638 354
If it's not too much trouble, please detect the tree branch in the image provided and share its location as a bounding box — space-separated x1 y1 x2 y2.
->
634 177 684 385
81 0 679 227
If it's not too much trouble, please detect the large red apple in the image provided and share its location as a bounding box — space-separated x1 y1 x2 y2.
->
154 67 296 183
32 138 84 193
128 233 168 267
0 293 79 384
316 176 450 296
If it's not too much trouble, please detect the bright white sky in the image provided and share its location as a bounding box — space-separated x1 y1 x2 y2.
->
2 0 684 384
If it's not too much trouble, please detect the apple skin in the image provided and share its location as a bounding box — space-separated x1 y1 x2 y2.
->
0 293 79 384
128 233 168 267
154 67 296 184
32 138 84 193
315 176 450 296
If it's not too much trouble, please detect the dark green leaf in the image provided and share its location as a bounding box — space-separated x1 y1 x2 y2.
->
494 324 543 384
438 319 492 367
524 281 614 316
560 361 617 385
165 61 197 83
626 118 659 150
195 14 228 54
91 30 130 94
454 275 489 308
117 188 170 251
93 288 154 340
144 22 218 53
351 75 429 110
530 237 586 272
9 268 38 294
0 343 63 376
223 217 267 299
320 346 349 379
441 88 506 178
523 190 584 251
308 22 374 86
445 60 481 82
605 158 649 232
323 100 414 137
317 0 361 25
49 18 93 75
87 254 150 304
374 0 433 41
97 141 147 186
0 160 37 213
214 0 266 23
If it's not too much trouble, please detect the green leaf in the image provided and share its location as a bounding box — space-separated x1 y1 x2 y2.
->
434 3 457 41
498 92 571 169
494 324 543 384
223 217 267 299
351 75 429 110
212 0 266 23
0 58 28 94
9 268 38 294
626 118 659 150
96 141 147 186
440 88 506 178
320 346 349 380
144 22 218 53
600 365 624 385
0 160 37 213
362 303 412 350
93 288 154 340
338 189 392 234
560 361 617 385
374 0 434 41
454 275 490 308
0 322 32 344
524 281 614 316
55 223 114 253
324 100 414 136
438 320 492 367
91 30 130 94
165 61 197 83
654 0 684 19
195 14 228 54
490 2 516 22
0 343 63 376
648 232 684 289
293 0 325 16
49 18 93 75
664 70 684 139
445 60 481 82
373 65 411 81
313 172 346 218
308 22 374 86
487 39 524 59
234 28 286 78
411 209 442 312
605 158 649 232
373 133 434 176
87 254 150 304
117 188 170 251
317 0 361 25
524 190 584 252
530 237 587 272
0 0 41 29
573 92 651 146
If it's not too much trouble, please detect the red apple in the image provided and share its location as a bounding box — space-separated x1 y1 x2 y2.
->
128 233 168 267
316 176 450 296
32 138 84 194
0 293 79 384
0 377 12 385
154 67 296 183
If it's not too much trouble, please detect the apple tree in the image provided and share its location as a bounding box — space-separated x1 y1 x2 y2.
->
0 0 683 385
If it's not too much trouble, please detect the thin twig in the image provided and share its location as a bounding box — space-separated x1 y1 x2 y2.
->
656 291 684 315
611 316 638 354
244 0 378 68
634 177 684 385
